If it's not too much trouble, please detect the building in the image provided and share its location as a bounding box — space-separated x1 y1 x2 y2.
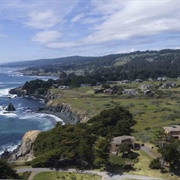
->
80 84 91 87
121 80 131 84
163 125 180 140
157 77 167 81
134 79 143 83
144 90 152 95
140 84 151 91
110 136 135 154
122 89 138 95
58 85 70 90
161 82 176 88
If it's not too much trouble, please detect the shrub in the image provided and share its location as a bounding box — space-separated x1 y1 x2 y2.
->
149 158 161 169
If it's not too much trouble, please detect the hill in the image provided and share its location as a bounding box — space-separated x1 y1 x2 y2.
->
1 49 180 79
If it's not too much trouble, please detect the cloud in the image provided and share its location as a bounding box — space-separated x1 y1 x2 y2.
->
47 41 77 48
39 0 180 49
32 30 61 44
71 13 84 23
26 10 59 29
84 0 180 43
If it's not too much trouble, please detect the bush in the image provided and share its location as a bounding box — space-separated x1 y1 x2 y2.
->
149 158 161 169
127 152 139 159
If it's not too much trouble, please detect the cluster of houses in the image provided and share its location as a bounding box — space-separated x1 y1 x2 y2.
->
53 76 178 96
110 125 180 156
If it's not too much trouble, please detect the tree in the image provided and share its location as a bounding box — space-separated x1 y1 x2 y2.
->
149 158 161 169
93 136 110 168
0 160 19 179
154 130 180 172
118 142 133 156
158 140 180 171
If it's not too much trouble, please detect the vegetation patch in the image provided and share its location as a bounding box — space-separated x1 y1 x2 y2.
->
33 171 101 180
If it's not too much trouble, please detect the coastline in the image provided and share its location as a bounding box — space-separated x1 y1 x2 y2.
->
37 109 78 125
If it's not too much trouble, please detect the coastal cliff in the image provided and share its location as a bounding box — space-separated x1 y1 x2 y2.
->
38 101 88 124
9 130 41 163
9 87 88 123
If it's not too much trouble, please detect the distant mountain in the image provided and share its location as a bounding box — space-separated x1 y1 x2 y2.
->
0 56 94 67
1 49 180 75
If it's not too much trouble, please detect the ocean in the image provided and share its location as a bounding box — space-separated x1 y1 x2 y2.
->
0 67 63 155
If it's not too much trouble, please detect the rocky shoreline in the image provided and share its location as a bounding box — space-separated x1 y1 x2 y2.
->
0 86 81 162
9 86 81 125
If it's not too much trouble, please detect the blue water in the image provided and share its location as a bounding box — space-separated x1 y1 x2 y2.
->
0 67 62 154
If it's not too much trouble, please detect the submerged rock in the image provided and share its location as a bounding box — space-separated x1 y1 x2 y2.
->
5 103 16 111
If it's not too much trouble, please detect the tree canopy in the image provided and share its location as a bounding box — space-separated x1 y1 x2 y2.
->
0 160 19 179
32 106 136 169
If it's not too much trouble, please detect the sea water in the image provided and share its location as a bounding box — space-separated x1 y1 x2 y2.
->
0 67 63 154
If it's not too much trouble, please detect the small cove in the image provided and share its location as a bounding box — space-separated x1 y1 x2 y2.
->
0 67 63 154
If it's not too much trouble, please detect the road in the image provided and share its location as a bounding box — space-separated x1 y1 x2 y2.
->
17 168 163 180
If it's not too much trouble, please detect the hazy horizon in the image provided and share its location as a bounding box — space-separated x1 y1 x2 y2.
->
0 0 180 63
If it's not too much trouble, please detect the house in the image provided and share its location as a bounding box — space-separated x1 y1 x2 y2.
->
103 88 114 94
161 82 176 88
140 84 151 91
134 79 143 83
157 77 167 81
121 80 131 84
110 136 135 154
122 89 138 95
144 90 152 95
163 125 180 140
80 84 91 87
52 84 59 88
148 78 154 82
58 85 70 90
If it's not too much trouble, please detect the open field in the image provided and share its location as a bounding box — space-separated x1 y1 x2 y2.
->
33 171 101 180
49 80 180 142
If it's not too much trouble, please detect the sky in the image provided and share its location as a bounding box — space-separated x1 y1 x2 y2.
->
0 0 180 63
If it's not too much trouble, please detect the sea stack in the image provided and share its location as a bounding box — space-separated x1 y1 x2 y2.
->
5 103 16 111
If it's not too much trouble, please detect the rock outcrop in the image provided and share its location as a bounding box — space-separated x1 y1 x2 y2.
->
5 103 16 111
9 87 26 97
38 102 89 124
9 130 41 163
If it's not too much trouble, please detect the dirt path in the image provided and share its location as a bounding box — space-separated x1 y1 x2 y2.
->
141 146 158 159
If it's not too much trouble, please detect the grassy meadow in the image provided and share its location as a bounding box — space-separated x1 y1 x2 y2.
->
49 79 180 142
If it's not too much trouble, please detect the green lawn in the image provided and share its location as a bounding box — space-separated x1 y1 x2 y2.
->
127 150 179 179
33 171 101 180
